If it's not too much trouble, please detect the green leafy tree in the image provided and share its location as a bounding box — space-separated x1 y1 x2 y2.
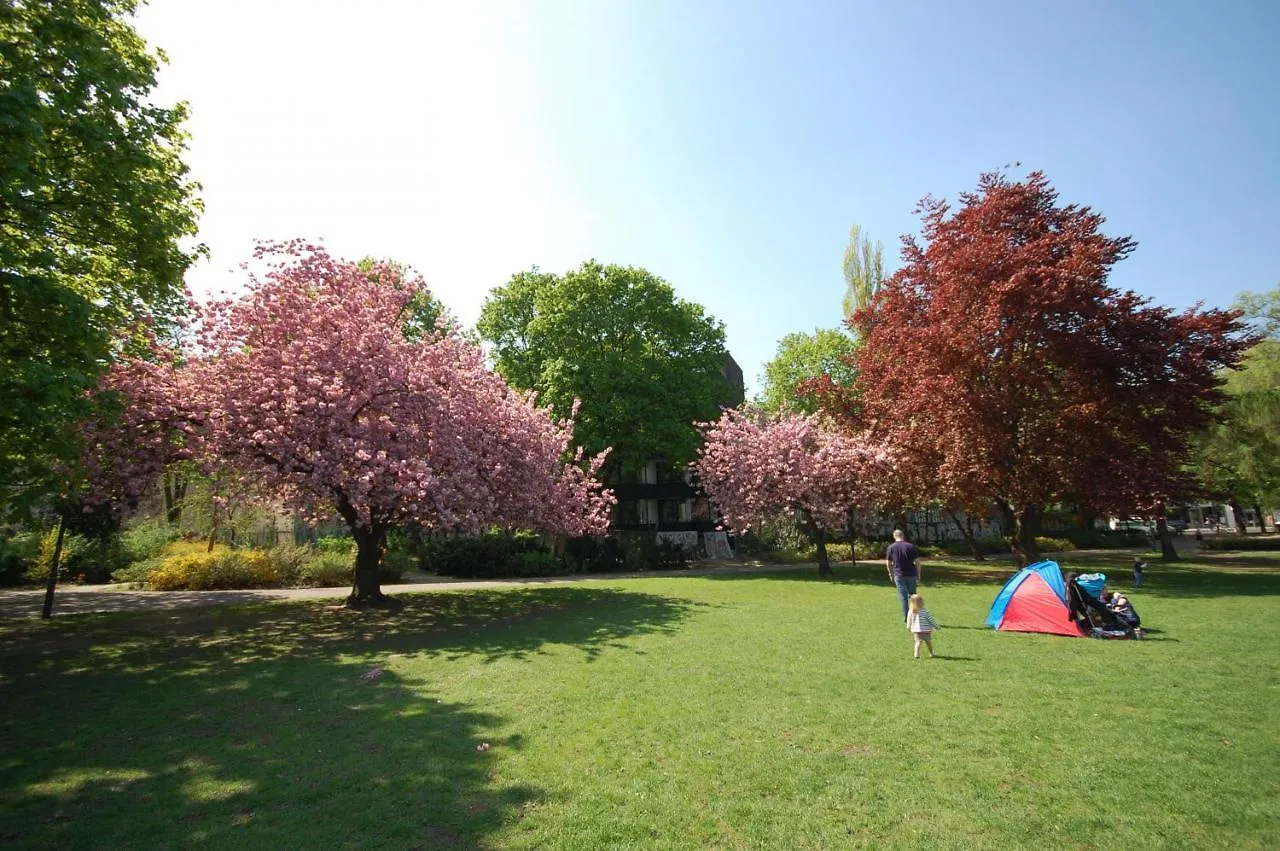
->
840 224 884 322
477 261 731 476
0 0 202 516
1196 286 1280 526
1233 284 1280 339
757 328 858 415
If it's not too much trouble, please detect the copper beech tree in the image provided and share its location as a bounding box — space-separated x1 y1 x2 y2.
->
846 171 1250 563
85 243 613 606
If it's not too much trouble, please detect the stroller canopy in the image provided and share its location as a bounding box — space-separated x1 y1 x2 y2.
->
985 560 1083 637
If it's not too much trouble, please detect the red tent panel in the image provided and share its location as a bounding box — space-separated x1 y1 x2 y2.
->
998 573 1083 637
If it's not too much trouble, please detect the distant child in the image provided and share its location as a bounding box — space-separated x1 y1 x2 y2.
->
906 593 940 659
1133 556 1147 588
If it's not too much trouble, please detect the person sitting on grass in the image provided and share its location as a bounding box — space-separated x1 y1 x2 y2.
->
906 593 940 659
1109 593 1143 633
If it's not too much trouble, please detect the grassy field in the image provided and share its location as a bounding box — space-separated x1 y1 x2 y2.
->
1 549 1277 849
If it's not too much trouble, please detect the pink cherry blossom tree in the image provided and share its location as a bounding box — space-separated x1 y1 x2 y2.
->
694 409 891 575
88 242 613 606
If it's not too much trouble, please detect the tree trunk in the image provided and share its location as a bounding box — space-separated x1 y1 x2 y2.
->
41 515 67 619
844 510 857 564
998 500 1041 565
813 526 831 577
1155 510 1179 562
163 470 187 525
946 508 985 561
1252 503 1265 533
1229 497 1248 535
346 523 396 608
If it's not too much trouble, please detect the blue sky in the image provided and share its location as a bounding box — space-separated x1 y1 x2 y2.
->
134 0 1278 395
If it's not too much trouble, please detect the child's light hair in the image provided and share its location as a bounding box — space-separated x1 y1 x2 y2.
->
908 593 924 613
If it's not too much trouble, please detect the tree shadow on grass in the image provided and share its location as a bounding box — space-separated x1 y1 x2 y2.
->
0 587 702 849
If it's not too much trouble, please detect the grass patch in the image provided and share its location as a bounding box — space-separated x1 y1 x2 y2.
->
0 554 1277 848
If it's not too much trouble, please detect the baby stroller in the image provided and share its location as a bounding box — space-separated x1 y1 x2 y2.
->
1066 573 1136 639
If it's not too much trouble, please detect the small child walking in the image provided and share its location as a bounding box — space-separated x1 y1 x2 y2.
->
906 593 940 658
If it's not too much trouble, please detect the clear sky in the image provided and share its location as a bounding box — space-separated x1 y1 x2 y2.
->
133 0 1279 396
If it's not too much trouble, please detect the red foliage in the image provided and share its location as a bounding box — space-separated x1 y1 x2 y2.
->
843 171 1250 557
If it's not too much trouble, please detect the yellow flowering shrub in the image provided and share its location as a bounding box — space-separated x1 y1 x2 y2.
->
148 549 281 590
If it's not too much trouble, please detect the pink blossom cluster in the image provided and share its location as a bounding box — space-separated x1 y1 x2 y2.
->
694 409 892 534
83 242 613 537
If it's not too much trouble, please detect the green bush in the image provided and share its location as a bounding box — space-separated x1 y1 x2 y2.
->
0 530 41 586
1061 527 1147 549
120 518 180 563
315 536 355 556
149 549 281 590
297 550 353 587
265 543 314 586
23 527 91 584
566 536 625 573
1202 536 1280 551
514 550 571 577
425 530 546 579
1035 536 1076 553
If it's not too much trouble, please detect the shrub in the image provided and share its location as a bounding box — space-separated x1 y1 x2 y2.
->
297 550 353 587
566 536 625 573
315 536 355 556
514 550 571 577
148 549 281 590
425 530 545 579
0 530 41 586
1202 536 1280 551
265 543 314 586
1035 536 1076 553
937 536 1009 557
1061 527 1147 549
24 528 91 584
120 518 180 563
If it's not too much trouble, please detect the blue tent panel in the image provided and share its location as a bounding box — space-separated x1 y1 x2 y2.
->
985 560 1063 628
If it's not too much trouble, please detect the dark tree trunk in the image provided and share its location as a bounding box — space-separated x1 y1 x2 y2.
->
163 470 187 525
998 500 1041 565
813 526 831 577
335 494 398 608
844 509 857 564
349 524 392 607
1156 510 1179 562
41 515 67 619
946 508 985 561
1229 498 1248 535
1252 503 1265 533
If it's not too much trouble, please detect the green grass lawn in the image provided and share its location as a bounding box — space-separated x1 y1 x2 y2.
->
1 549 1277 849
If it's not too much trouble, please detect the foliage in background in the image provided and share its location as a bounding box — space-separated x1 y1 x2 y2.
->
845 170 1251 564
696 409 891 575
477 261 734 475
840 223 885 322
1196 285 1280 516
756 328 858 416
0 0 202 516
85 244 613 606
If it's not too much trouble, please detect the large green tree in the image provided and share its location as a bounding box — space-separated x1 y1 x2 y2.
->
477 261 731 476
756 328 858 416
1196 286 1280 526
0 0 202 516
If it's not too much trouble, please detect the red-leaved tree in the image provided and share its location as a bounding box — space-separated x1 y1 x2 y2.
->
88 243 613 605
848 171 1250 563
694 409 891 575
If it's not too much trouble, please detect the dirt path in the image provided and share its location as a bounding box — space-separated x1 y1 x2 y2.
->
0 562 819 620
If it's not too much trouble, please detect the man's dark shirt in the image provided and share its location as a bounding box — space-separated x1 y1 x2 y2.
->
886 540 920 578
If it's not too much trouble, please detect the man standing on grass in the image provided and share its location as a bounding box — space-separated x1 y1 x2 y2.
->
886 529 921 622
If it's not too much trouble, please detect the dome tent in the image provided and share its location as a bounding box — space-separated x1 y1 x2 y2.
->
985 560 1084 637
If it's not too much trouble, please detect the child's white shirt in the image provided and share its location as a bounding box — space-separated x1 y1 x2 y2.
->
907 608 939 633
